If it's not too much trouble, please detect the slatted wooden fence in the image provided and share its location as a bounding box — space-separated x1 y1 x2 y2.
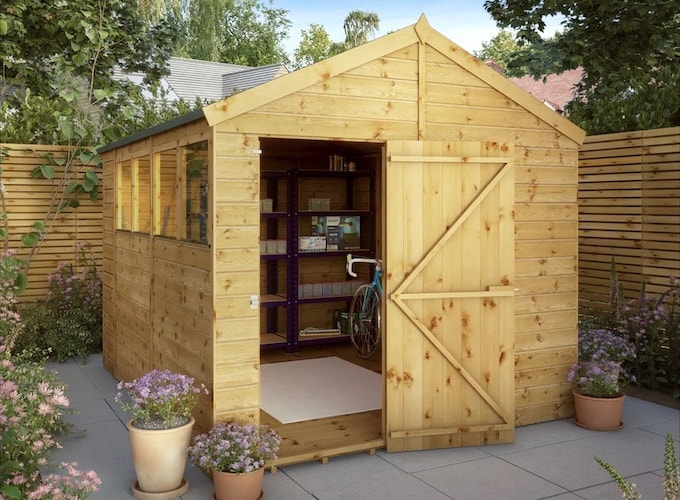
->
1 143 103 302
578 127 680 311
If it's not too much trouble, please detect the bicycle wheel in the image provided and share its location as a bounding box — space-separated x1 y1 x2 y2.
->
348 284 381 358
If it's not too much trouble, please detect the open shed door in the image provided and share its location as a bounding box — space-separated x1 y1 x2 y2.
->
384 140 515 451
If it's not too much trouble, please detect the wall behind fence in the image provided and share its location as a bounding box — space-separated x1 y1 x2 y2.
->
579 127 680 310
1 144 103 302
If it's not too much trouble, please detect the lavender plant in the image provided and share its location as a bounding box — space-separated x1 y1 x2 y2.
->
568 328 636 397
116 369 208 429
188 422 281 474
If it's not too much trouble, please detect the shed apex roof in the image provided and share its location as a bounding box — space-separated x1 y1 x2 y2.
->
203 14 585 145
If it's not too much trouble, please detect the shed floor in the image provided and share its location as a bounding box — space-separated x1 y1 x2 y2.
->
261 343 384 466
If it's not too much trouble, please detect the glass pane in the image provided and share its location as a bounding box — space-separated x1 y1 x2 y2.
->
182 141 209 244
116 160 132 230
156 149 177 238
136 156 151 233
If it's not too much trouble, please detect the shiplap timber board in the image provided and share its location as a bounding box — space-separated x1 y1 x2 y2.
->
515 365 572 390
515 292 578 315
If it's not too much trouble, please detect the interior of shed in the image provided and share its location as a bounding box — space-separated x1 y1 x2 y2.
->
257 137 386 464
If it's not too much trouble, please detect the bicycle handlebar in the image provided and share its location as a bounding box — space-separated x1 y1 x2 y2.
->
346 253 381 277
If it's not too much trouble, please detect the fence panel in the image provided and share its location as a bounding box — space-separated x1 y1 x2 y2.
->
578 127 680 310
1 143 103 301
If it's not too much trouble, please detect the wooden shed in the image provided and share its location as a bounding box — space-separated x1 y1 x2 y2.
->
100 15 585 464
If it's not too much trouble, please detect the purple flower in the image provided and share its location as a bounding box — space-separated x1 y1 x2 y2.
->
116 369 208 429
187 422 281 474
568 328 636 397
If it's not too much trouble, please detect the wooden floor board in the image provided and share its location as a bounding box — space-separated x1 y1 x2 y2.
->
261 344 384 467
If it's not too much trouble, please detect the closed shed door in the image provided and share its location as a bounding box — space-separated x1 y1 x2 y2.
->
384 140 515 451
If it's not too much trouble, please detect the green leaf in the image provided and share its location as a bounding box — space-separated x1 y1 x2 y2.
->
69 199 80 209
85 169 99 183
61 121 74 140
0 227 6 239
0 20 8 36
62 89 79 102
14 273 28 295
93 88 109 101
40 164 55 179
73 53 87 66
22 233 39 247
31 221 45 233
82 177 96 192
65 180 79 194
89 190 98 202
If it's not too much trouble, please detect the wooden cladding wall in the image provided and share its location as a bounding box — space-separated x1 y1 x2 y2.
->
579 127 680 310
217 41 581 426
1 144 103 301
101 120 214 433
212 133 261 426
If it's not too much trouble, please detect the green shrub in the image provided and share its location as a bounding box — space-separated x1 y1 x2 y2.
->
13 242 102 363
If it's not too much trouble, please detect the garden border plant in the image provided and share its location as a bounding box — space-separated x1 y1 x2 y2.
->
13 241 103 363
579 257 680 400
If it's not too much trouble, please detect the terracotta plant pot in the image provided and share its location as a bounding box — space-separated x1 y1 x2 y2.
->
573 389 625 431
212 468 265 500
127 417 194 499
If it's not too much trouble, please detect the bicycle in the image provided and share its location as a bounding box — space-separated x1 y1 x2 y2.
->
345 254 382 358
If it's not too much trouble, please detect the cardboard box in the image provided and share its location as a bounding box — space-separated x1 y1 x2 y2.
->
276 240 286 254
326 225 341 250
260 198 273 212
337 216 361 250
299 236 326 252
312 216 326 236
266 240 278 254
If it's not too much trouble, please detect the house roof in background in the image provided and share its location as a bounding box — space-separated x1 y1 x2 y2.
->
508 68 583 113
221 63 290 96
115 57 289 103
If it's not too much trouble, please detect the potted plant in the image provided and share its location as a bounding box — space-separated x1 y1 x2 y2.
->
116 369 208 499
188 422 281 500
568 328 636 430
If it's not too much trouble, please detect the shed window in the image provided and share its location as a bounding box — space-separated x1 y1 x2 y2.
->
116 157 151 233
153 140 210 244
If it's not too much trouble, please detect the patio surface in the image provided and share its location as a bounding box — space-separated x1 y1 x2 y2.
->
47 354 680 500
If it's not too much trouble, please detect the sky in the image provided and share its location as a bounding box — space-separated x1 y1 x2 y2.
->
274 0 565 57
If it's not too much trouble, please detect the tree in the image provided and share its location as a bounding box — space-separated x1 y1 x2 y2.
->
474 30 519 70
0 0 186 276
1 0 178 104
185 0 232 61
292 24 334 69
220 0 291 66
483 0 680 133
343 10 380 48
291 10 380 69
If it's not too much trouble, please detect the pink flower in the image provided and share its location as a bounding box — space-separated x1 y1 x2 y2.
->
37 402 54 415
